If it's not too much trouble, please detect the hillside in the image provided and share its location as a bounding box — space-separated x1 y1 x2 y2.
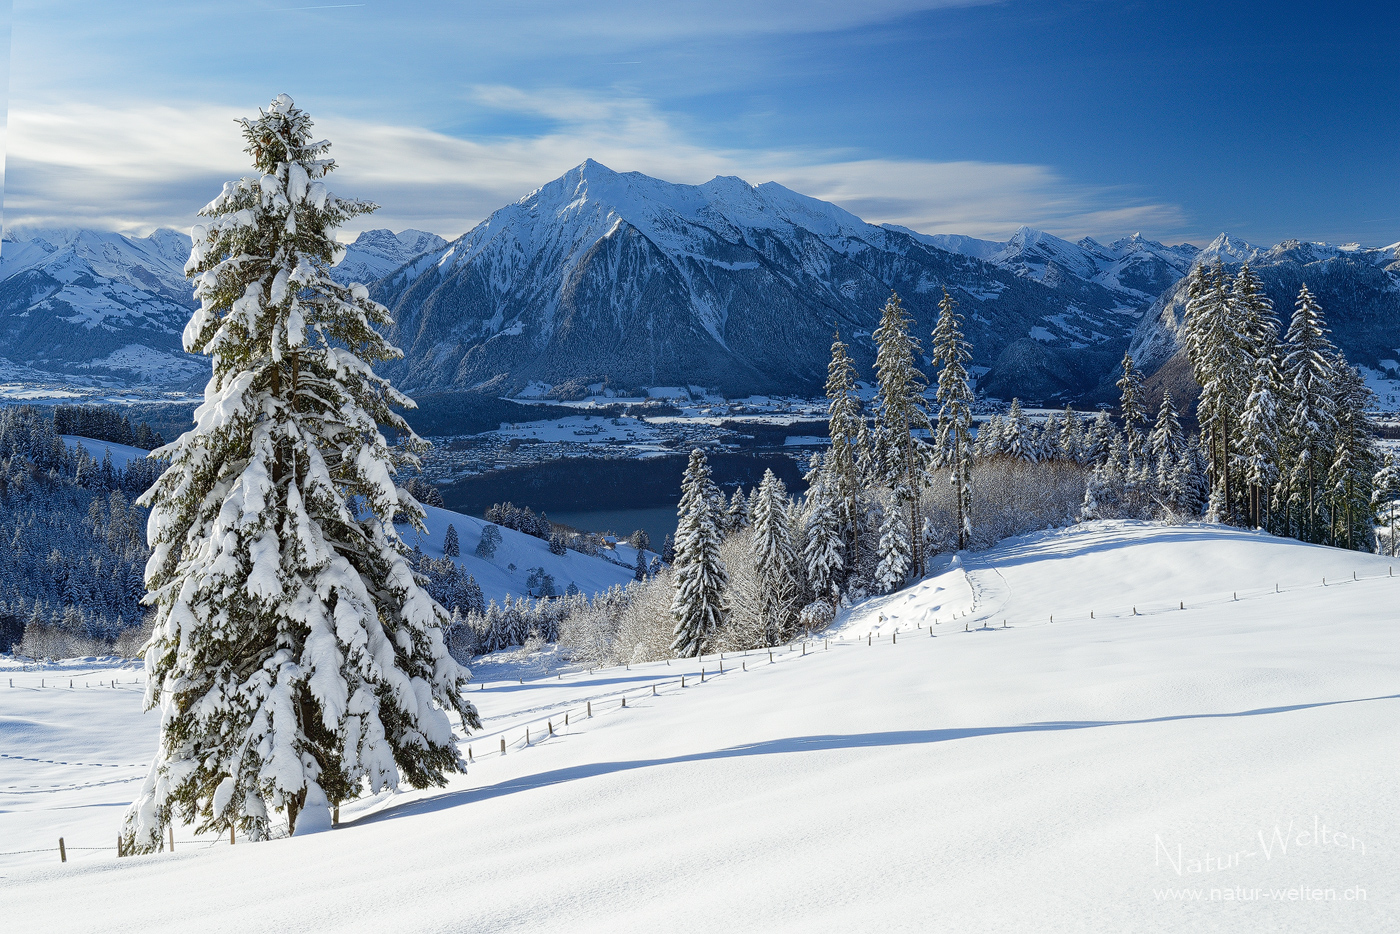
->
403 502 642 603
4 522 1395 932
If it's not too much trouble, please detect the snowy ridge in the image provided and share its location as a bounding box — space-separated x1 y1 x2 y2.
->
4 522 1397 931
329 228 448 285
374 160 1156 402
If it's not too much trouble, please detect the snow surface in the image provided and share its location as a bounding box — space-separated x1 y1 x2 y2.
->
3 522 1396 932
62 435 152 469
400 502 639 602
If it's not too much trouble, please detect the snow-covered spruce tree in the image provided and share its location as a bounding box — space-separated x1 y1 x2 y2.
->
1002 399 1032 461
725 488 750 533
123 96 478 852
1236 343 1283 530
1279 283 1338 542
873 493 912 593
824 329 865 565
1325 361 1378 551
1373 454 1400 557
442 523 460 558
670 449 728 657
1148 390 1185 506
1116 352 1148 468
751 468 798 645
974 414 1003 459
871 291 931 581
1083 411 1115 465
475 523 501 558
802 475 843 604
930 288 974 550
1059 406 1084 464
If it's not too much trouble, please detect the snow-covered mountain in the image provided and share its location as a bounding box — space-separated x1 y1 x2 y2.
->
0 228 205 387
1126 234 1400 386
0 226 447 390
371 161 1158 402
897 224 1199 303
329 228 448 285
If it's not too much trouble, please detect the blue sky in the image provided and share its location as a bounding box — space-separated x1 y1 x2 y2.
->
6 0 1397 246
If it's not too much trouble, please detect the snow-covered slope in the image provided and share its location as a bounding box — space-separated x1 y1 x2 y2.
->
402 502 640 603
5 522 1396 932
373 160 1150 403
62 435 152 470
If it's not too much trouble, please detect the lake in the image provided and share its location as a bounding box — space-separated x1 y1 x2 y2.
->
438 451 807 549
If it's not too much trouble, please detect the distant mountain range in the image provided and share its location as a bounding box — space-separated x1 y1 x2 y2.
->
2 161 1396 412
369 159 1185 401
0 227 445 389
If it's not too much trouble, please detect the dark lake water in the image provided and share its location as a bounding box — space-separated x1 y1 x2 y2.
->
545 506 680 551
439 451 807 547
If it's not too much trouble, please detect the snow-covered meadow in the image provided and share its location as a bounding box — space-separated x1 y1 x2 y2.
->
2 522 1396 932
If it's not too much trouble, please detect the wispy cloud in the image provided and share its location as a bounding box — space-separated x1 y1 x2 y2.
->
4 89 1185 243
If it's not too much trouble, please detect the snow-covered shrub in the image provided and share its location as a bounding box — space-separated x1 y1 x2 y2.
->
797 600 835 634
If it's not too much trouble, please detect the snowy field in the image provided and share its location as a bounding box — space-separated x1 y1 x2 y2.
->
2 522 1396 932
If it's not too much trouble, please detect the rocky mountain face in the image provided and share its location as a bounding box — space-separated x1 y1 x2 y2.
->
370 160 1172 402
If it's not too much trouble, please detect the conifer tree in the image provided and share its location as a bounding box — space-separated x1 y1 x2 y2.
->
1116 352 1148 466
802 478 843 602
725 488 750 532
1279 284 1338 542
1002 399 1031 461
670 449 727 657
1084 411 1115 465
1059 406 1083 463
475 523 501 558
974 415 1004 459
750 468 797 644
442 523 460 558
930 289 974 550
871 291 931 579
873 496 912 594
1237 346 1283 530
1326 362 1378 551
122 96 478 852
1149 390 1185 503
824 329 864 560
1372 454 1400 557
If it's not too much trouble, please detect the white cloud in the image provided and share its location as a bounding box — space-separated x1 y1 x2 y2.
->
4 90 1186 244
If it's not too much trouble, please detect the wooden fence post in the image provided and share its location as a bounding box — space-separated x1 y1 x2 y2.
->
621 697 626 708
230 826 235 846
59 837 66 862
500 737 506 755
587 700 592 717
169 825 175 851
